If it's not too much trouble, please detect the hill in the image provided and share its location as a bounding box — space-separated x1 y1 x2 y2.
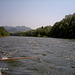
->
10 13 75 39
4 26 32 33
48 13 75 38
0 27 10 37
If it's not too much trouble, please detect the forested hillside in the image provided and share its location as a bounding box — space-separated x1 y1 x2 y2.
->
10 26 52 37
0 27 10 37
10 13 75 39
48 13 75 38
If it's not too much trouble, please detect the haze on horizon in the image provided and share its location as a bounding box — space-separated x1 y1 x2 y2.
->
0 0 75 29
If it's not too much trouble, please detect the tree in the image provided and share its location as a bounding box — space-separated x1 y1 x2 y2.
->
0 27 10 37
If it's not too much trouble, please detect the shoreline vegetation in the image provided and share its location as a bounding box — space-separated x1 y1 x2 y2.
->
10 13 75 39
0 27 10 37
1 13 75 39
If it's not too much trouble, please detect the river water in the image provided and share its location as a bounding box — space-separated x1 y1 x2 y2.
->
0 36 75 75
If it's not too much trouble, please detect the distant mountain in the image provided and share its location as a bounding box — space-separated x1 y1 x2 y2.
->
4 26 32 33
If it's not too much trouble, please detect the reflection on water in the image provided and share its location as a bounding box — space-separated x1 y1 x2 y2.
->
0 36 75 75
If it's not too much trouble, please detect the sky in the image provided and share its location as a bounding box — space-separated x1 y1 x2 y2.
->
0 0 75 29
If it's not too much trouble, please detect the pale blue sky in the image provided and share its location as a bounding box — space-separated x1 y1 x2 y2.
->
0 0 75 29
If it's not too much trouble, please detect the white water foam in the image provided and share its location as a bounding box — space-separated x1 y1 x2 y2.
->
2 56 8 59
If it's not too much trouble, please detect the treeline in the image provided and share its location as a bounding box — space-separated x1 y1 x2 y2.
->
10 13 75 39
10 26 52 37
48 13 75 38
0 27 10 37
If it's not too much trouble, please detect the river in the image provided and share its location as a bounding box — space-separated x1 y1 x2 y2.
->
0 36 75 75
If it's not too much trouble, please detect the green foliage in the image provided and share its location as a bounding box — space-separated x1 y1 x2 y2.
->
37 34 41 37
23 26 52 37
10 13 75 39
10 26 52 37
48 13 75 38
0 27 10 37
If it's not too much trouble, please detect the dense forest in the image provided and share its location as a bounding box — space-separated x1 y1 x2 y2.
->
11 13 75 39
0 27 10 37
48 13 75 38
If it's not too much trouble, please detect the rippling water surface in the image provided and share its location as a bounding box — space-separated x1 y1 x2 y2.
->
0 36 75 75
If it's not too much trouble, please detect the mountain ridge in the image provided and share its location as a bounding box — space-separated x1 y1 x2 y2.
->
4 26 32 33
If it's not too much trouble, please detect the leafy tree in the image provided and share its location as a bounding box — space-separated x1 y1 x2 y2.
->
48 13 75 38
0 27 10 37
10 13 75 39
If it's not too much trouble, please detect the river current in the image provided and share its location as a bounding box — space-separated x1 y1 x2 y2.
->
0 36 75 75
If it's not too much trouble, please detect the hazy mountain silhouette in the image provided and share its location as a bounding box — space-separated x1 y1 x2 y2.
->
4 26 32 33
